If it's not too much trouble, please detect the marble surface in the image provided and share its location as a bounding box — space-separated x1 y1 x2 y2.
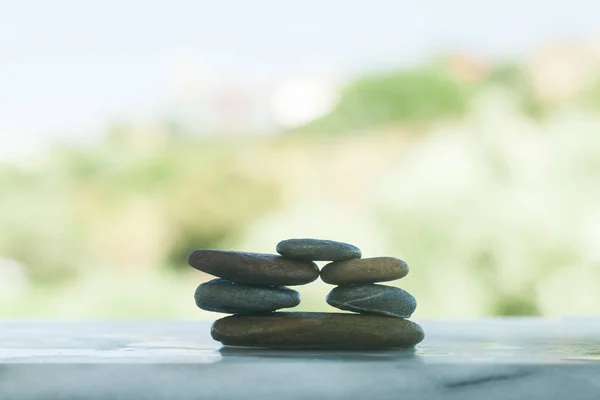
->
1 318 600 399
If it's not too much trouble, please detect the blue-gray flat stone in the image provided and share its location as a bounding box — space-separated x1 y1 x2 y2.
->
326 284 416 318
195 279 301 314
276 238 361 261
188 249 319 286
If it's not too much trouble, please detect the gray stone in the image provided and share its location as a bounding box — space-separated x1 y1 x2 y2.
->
195 279 301 314
211 312 424 349
276 238 361 261
321 257 409 285
188 249 319 286
326 284 416 318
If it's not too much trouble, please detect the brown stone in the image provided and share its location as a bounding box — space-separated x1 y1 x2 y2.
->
211 312 424 349
320 257 409 285
188 249 319 286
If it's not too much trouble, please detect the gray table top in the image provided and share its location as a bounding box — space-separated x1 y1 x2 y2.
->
1 318 600 399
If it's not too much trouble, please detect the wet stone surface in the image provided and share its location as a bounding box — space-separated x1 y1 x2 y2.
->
2 320 600 399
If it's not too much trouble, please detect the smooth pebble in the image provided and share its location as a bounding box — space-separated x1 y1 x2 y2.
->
188 249 319 286
326 284 416 318
321 257 409 285
276 238 361 261
195 278 300 314
211 312 424 349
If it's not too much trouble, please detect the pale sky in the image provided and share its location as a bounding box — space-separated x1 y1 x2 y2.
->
1 0 600 157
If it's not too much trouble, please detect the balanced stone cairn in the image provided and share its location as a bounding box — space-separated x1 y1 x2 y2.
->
188 239 424 350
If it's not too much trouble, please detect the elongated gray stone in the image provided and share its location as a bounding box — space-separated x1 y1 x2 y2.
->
326 284 416 318
320 257 409 285
195 279 301 314
276 238 361 261
188 249 319 286
211 312 424 349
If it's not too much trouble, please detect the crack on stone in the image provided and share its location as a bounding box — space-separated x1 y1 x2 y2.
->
342 291 390 306
327 299 407 317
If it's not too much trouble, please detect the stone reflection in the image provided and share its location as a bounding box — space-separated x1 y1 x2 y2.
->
217 345 420 362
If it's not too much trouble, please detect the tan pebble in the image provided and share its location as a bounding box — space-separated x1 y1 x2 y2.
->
320 257 408 285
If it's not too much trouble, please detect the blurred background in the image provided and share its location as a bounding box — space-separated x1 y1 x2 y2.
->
2 0 600 319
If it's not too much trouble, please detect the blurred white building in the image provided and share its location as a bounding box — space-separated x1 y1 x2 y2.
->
0 257 28 299
270 77 339 129
165 58 339 134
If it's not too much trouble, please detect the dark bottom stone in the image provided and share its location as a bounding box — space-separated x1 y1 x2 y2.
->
211 312 424 350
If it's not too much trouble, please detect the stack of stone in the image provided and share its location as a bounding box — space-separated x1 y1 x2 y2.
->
320 255 416 320
189 249 319 315
188 239 424 350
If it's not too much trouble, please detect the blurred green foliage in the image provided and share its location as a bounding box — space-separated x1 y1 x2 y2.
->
2 53 600 319
303 65 472 133
484 62 546 118
0 133 280 283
